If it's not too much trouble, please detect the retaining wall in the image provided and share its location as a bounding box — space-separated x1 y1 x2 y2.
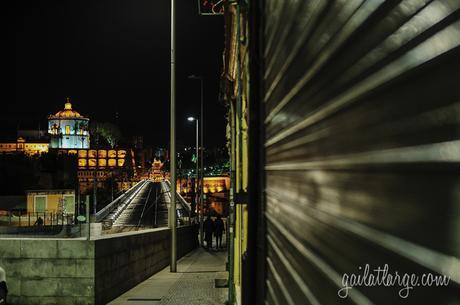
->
0 225 198 305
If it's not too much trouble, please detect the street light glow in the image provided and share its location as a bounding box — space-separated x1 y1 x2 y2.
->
187 116 196 122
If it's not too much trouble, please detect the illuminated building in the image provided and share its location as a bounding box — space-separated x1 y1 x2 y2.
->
0 99 137 197
48 98 90 149
177 176 229 216
177 176 230 194
26 189 75 214
150 158 164 182
74 149 127 169
0 98 88 154
0 137 49 156
73 148 134 193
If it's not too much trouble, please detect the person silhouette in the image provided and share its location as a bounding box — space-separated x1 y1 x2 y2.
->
34 217 44 226
203 215 214 250
214 214 225 249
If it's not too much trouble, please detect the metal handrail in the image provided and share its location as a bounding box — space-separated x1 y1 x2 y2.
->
95 180 146 222
164 180 191 214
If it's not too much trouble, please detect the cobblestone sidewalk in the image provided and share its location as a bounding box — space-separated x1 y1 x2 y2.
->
158 248 228 305
108 247 228 305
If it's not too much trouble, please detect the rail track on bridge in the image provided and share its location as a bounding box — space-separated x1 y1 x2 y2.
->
96 180 191 234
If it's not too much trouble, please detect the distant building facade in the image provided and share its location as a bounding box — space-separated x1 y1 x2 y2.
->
0 98 138 198
26 189 75 214
48 98 90 149
70 148 135 193
177 176 230 216
0 137 49 156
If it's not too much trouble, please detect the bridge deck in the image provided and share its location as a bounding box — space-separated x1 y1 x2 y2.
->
101 180 189 232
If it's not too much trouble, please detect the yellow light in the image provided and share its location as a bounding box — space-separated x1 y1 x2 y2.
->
78 150 87 158
117 150 127 158
79 159 87 167
98 150 107 158
98 159 107 167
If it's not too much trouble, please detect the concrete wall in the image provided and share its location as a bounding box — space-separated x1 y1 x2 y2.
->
94 229 169 304
95 225 198 304
0 238 95 305
0 225 198 305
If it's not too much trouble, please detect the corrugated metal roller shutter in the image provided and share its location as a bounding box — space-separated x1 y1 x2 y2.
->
262 1 460 305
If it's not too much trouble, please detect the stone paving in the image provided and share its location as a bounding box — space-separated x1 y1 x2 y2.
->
108 247 228 305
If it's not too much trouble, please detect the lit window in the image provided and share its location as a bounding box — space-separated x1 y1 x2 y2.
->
98 150 107 158
65 125 71 134
78 150 87 158
78 159 87 167
98 159 107 167
117 150 127 158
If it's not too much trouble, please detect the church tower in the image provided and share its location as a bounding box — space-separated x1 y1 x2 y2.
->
48 98 90 149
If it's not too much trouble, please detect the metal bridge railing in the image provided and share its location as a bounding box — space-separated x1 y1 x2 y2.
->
163 180 192 226
164 180 192 214
95 180 147 222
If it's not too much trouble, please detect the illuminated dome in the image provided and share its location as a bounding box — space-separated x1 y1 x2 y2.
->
48 97 90 149
50 98 85 118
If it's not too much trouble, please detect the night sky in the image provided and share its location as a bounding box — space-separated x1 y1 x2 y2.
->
3 0 226 147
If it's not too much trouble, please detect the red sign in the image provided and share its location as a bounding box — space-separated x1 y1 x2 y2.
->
198 0 224 15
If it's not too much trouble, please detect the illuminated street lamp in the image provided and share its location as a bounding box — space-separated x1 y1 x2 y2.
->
188 74 204 242
187 116 202 246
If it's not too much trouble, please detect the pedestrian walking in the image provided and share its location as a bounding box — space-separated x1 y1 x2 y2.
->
34 217 44 226
192 219 200 247
203 215 214 250
214 214 225 249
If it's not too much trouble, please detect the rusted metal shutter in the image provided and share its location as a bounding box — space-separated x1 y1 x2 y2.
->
261 1 460 304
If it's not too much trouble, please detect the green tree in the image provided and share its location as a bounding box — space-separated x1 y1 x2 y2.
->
90 122 122 148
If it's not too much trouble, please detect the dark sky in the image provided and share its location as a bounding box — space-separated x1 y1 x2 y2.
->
3 0 226 148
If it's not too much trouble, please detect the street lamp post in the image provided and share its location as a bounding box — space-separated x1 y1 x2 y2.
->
187 116 202 246
188 75 204 231
170 0 177 273
93 137 99 217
